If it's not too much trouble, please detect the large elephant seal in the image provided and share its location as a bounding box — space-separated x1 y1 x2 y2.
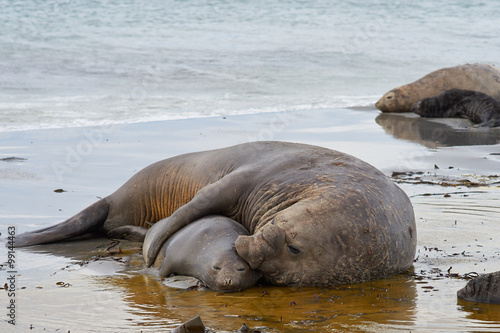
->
376 64 500 113
15 141 416 287
154 216 261 292
411 89 500 127
457 272 500 304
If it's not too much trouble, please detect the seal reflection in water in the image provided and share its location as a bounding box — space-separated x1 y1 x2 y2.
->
15 141 417 287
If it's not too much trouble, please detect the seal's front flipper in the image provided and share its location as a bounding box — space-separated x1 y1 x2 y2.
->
158 256 172 276
107 225 148 242
14 199 110 247
143 170 250 266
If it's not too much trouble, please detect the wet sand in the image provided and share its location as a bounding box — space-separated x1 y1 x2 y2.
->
1 108 500 332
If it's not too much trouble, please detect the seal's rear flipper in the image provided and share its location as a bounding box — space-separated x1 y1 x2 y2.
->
13 199 110 247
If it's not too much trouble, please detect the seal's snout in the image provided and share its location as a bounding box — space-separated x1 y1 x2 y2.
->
235 235 261 269
235 225 286 270
213 276 235 292
262 224 285 249
375 89 398 112
224 277 233 286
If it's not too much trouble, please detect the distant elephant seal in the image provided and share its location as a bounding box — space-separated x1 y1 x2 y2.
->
153 216 261 292
457 272 500 304
14 141 416 287
376 64 500 113
411 89 500 127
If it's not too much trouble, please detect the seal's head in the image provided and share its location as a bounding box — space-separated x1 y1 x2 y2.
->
235 198 349 287
410 92 448 117
457 279 477 302
375 88 401 112
235 190 416 287
376 88 411 113
207 252 261 293
411 100 422 114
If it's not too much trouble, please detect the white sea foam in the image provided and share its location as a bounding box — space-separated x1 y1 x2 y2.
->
0 96 378 132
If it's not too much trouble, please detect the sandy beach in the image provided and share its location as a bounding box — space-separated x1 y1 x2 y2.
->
1 107 500 332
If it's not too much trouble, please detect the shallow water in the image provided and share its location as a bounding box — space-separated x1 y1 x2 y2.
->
1 109 500 332
9 220 500 333
1 0 500 131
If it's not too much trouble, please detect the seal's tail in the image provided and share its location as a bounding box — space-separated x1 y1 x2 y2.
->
13 199 109 247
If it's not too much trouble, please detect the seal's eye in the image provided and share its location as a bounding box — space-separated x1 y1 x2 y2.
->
213 266 221 271
287 245 301 255
387 96 392 100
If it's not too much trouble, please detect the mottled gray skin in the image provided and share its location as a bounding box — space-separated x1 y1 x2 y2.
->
411 89 478 118
376 64 500 113
457 272 500 304
412 89 500 127
154 216 261 292
15 141 416 287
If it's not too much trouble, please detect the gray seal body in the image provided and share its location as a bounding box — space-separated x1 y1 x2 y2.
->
15 141 417 287
154 215 261 292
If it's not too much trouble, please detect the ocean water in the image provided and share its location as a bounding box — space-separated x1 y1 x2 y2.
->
1 0 500 132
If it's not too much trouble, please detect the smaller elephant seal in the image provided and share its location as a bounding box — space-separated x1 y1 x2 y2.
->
376 64 500 113
155 215 261 293
110 216 261 292
411 89 500 127
457 272 500 304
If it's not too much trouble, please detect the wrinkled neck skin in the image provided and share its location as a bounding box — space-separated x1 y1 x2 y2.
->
220 146 332 234
233 178 324 235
